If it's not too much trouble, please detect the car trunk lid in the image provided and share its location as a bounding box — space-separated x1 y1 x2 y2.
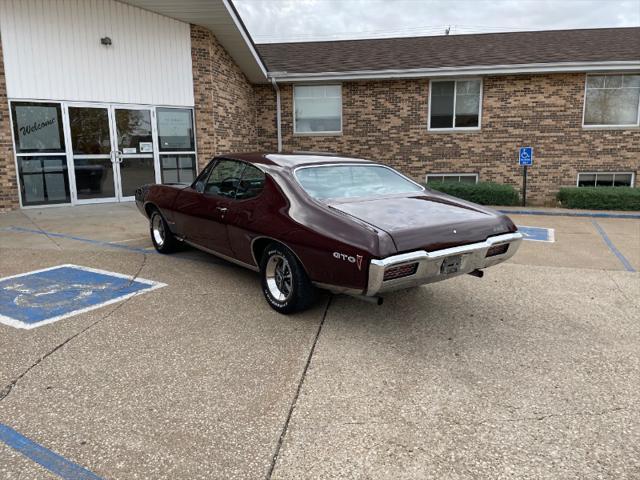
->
327 194 511 253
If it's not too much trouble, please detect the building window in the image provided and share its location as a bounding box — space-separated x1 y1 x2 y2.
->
577 172 634 187
156 108 197 184
10 102 71 206
583 74 640 127
294 85 342 134
161 155 196 184
17 156 71 206
426 173 479 184
429 79 482 130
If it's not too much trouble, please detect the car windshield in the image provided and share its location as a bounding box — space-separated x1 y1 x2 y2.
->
295 164 423 200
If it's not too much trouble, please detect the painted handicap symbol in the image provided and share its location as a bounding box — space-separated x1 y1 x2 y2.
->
517 226 554 242
5 281 111 309
0 265 166 329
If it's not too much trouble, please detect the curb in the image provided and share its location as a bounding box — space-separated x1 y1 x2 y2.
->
499 209 640 219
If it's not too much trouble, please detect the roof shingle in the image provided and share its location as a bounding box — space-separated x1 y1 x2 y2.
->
256 27 640 75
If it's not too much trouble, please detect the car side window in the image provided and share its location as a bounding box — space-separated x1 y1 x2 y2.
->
236 165 266 200
192 160 214 193
204 160 245 198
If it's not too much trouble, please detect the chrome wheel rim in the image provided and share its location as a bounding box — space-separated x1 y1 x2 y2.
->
151 214 165 247
266 254 293 302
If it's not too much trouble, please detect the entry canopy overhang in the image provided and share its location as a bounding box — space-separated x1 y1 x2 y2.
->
120 0 268 83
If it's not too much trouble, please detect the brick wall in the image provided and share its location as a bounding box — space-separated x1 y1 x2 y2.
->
0 33 18 212
255 74 640 205
191 25 256 170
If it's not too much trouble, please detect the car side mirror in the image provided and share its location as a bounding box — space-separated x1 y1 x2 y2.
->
195 181 205 193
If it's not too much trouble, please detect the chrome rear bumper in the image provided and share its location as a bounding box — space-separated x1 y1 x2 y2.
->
366 232 523 296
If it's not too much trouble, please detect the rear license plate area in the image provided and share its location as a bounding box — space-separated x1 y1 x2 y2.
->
440 255 462 274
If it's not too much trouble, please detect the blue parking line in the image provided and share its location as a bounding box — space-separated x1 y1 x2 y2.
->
499 209 640 219
4 226 156 254
0 423 103 480
591 220 636 272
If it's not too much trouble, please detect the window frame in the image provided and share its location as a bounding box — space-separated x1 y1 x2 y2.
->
8 100 199 209
428 78 483 132
426 173 479 184
202 159 248 199
160 154 198 184
8 100 73 208
235 163 266 202
576 172 635 187
582 73 640 129
10 101 67 154
293 84 343 136
157 106 198 185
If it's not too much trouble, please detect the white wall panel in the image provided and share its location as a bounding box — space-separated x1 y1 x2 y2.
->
0 0 194 106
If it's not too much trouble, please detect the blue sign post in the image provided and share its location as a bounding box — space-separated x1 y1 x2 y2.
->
518 147 533 206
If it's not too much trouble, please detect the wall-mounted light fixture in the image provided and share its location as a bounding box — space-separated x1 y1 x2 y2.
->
100 37 112 46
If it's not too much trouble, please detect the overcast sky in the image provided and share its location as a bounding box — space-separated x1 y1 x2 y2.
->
234 0 640 43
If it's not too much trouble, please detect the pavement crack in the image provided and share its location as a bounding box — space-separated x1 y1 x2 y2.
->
449 406 627 428
125 253 147 287
0 256 148 403
19 212 62 251
605 270 635 305
265 296 332 480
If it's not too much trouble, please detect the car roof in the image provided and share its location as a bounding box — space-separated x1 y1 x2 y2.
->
217 152 374 169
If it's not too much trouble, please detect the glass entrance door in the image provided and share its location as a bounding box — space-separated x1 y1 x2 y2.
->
67 104 158 203
68 105 118 202
113 107 156 200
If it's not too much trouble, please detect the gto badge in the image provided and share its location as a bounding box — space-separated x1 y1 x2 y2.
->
333 252 364 271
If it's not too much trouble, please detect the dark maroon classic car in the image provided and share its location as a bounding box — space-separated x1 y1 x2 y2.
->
136 153 522 313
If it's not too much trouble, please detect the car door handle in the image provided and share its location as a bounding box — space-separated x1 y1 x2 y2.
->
216 207 228 213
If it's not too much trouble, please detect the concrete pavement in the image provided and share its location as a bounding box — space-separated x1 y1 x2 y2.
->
0 204 638 479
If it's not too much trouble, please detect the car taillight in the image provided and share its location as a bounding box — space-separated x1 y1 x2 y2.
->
486 243 509 257
383 262 418 281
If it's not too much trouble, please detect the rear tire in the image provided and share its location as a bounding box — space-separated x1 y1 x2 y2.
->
260 243 315 314
150 209 178 254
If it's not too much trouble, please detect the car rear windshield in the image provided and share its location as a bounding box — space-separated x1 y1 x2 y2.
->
295 164 423 200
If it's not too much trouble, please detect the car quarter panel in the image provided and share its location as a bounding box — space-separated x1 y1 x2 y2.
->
226 172 391 292
141 184 185 225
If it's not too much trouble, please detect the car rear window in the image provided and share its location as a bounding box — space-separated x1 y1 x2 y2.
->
295 164 423 200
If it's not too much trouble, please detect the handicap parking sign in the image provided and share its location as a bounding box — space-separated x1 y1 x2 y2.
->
519 147 533 166
0 265 166 329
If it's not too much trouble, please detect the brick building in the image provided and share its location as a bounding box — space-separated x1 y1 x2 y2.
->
0 0 638 211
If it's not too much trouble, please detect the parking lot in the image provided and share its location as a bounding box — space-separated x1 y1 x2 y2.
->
0 203 638 479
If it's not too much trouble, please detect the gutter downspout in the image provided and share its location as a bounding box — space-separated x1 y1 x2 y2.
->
271 77 282 153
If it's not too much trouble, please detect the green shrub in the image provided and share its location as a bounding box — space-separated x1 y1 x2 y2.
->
426 181 520 206
557 187 640 211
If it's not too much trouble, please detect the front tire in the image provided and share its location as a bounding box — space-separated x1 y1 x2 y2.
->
150 210 178 253
260 243 315 314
